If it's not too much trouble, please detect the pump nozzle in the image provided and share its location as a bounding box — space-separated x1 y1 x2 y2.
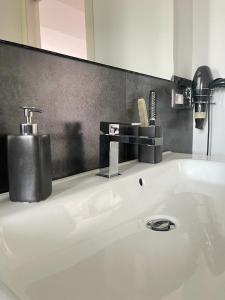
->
20 106 42 135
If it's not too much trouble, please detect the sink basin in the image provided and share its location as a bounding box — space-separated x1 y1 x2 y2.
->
0 152 225 300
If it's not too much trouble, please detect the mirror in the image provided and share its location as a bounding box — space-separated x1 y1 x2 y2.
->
0 0 192 80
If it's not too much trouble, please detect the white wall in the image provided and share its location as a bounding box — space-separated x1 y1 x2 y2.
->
84 0 95 61
173 0 193 79
39 0 87 58
0 0 40 47
192 0 225 155
0 0 26 44
92 0 174 80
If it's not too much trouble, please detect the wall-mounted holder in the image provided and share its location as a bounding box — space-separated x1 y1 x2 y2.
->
172 66 225 156
137 90 163 164
171 75 192 109
138 126 163 163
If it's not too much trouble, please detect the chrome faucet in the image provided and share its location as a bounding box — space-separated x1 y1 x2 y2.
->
97 122 163 178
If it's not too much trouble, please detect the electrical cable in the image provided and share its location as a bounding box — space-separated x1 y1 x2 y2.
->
206 78 225 156
206 93 211 156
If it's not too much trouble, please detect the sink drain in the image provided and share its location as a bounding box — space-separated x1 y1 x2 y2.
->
146 218 176 232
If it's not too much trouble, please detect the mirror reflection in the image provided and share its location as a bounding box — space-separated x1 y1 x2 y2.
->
0 0 192 80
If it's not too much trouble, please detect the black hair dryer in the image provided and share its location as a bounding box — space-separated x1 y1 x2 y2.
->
192 66 212 129
192 66 225 129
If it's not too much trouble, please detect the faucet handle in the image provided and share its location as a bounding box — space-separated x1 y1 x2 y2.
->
109 124 119 135
100 121 141 134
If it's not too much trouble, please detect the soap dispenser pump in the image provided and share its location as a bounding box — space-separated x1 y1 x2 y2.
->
7 107 52 202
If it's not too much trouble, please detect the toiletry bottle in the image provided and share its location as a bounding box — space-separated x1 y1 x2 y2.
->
7 107 52 202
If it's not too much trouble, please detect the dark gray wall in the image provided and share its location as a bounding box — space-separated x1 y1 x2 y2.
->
0 41 193 193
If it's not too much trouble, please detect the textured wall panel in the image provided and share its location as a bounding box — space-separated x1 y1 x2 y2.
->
0 41 192 193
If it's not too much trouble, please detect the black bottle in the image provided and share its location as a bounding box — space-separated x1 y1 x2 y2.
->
7 107 52 202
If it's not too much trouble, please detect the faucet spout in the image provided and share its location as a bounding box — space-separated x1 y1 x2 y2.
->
97 122 163 178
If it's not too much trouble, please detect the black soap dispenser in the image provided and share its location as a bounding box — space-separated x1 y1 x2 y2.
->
7 107 52 202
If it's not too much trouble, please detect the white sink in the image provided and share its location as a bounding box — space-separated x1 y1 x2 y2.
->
0 152 225 300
